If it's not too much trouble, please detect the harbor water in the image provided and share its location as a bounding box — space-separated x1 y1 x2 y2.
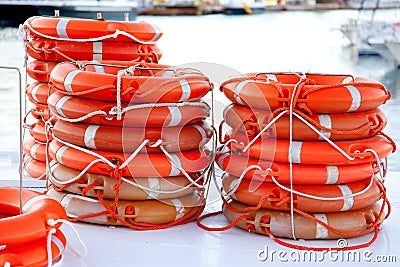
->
0 9 399 180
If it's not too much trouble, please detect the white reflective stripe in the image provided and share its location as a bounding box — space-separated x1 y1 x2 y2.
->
167 106 182 127
266 74 278 82
60 194 73 208
222 105 230 119
168 154 182 177
162 66 176 78
52 235 65 253
147 22 162 42
318 114 332 140
314 213 329 239
289 141 302 163
325 165 339 184
56 18 69 39
338 185 354 211
342 76 361 112
171 198 185 220
30 83 43 103
345 86 361 112
84 125 100 149
229 177 238 199
218 152 230 167
178 79 191 102
64 70 80 92
93 42 103 61
55 96 72 117
193 124 208 146
233 80 247 105
147 177 160 199
29 143 41 160
89 60 105 73
22 195 51 213
55 145 69 165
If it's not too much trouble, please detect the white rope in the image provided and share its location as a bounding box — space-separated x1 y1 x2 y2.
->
116 66 137 120
270 174 375 201
365 148 386 181
159 146 205 188
288 72 306 240
291 112 356 161
110 101 210 116
47 219 88 260
46 228 57 267
54 136 116 168
52 109 108 123
242 110 288 153
48 158 105 185
24 23 158 45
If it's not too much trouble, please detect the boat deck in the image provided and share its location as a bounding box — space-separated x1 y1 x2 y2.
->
1 168 398 266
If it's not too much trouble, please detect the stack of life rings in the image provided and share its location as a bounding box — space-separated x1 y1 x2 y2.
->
206 72 396 249
22 15 162 180
20 16 215 229
0 186 70 266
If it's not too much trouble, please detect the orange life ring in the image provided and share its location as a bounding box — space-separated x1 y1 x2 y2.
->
49 140 212 178
31 104 51 121
26 82 50 105
223 104 387 141
50 161 201 200
49 61 212 103
52 120 212 153
23 135 47 162
216 151 381 184
47 188 203 226
220 73 390 113
48 92 210 127
26 37 162 62
24 157 46 179
223 200 384 240
29 119 52 143
227 132 394 165
222 174 381 212
0 229 66 267
0 186 66 249
24 16 163 43
27 60 58 83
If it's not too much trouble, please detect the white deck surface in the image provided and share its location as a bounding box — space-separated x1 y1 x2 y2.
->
53 172 400 267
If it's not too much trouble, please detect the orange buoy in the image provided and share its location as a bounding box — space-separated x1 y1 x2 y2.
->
52 120 212 153
220 73 390 113
49 140 212 178
29 119 52 143
223 200 384 239
216 151 381 185
0 186 66 249
222 174 381 212
26 82 50 105
23 135 47 162
31 104 51 121
47 188 203 226
49 161 201 200
49 61 212 103
0 229 66 267
227 132 394 165
24 16 163 43
27 60 58 83
24 157 46 180
48 92 210 127
26 37 162 62
223 103 387 141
